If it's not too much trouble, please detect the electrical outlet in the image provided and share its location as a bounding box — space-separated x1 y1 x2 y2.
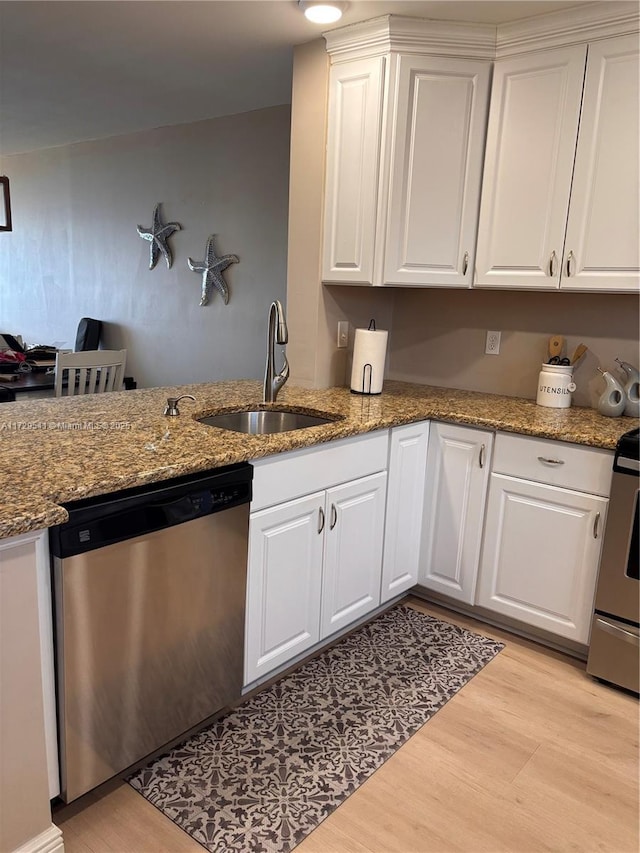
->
485 330 501 355
337 321 349 349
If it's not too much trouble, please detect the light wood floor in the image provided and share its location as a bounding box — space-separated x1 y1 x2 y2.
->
54 598 639 853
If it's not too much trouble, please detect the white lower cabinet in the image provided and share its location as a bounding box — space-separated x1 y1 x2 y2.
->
417 427 612 648
1 529 60 853
245 492 325 684
381 421 430 603
476 433 611 644
476 474 608 643
245 432 389 686
321 472 387 636
245 424 613 681
418 423 493 604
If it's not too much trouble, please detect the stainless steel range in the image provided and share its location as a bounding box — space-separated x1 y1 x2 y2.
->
587 428 639 694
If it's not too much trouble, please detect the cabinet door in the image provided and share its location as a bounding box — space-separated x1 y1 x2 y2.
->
245 493 324 685
419 423 493 604
322 56 385 284
561 35 640 292
381 421 429 603
1 528 60 828
474 45 586 289
477 474 608 643
321 472 387 637
384 56 491 287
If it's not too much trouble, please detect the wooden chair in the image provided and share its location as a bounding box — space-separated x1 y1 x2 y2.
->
54 350 127 397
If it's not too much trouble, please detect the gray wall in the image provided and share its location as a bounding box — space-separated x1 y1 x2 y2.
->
0 105 291 388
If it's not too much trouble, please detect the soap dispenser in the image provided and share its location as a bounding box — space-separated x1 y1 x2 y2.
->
615 358 640 418
596 368 626 418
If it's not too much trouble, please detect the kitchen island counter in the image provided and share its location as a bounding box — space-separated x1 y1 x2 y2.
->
0 379 634 539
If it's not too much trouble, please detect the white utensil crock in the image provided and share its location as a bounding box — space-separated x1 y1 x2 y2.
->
536 363 576 408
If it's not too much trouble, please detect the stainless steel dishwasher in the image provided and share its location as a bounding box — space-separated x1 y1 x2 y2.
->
49 463 252 802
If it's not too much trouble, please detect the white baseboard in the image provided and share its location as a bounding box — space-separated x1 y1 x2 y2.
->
13 824 64 853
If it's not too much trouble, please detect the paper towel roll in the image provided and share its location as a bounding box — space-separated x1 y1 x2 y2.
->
350 327 388 394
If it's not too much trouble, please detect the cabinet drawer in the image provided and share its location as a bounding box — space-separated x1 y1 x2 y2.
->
492 433 612 496
252 430 389 512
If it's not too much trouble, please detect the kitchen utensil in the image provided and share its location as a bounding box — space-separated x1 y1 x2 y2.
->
615 358 640 418
548 335 564 361
596 368 626 417
548 356 570 365
570 343 588 365
536 362 576 408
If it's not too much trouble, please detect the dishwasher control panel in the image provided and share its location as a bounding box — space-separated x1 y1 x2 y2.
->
50 463 253 558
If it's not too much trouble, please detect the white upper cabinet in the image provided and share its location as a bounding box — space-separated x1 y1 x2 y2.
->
322 57 385 284
322 10 640 293
475 32 640 293
562 34 640 291
474 45 587 289
383 56 491 287
322 17 494 288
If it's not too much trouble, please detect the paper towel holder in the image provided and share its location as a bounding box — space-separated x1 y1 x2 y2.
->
350 318 385 396
352 362 373 395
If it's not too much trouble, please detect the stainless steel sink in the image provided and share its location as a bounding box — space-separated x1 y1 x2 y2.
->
197 409 339 435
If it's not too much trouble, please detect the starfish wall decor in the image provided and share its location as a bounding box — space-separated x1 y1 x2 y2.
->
188 234 239 306
137 203 182 269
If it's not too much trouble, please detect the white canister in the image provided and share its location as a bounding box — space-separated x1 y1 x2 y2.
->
536 363 576 408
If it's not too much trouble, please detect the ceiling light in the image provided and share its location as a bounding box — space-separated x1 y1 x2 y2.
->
299 1 346 25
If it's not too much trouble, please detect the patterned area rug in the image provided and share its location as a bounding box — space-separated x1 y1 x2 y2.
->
129 605 503 852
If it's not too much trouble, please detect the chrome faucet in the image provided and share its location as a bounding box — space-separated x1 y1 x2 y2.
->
263 300 289 404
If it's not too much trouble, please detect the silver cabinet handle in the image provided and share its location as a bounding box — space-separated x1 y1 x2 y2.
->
318 506 325 534
330 503 338 530
566 250 574 277
462 251 469 276
549 250 557 277
479 444 486 469
593 512 600 539
537 456 565 466
596 617 640 647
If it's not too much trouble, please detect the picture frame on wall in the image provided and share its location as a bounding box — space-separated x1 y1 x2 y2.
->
0 177 12 231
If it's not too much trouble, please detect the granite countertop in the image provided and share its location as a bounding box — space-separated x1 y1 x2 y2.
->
0 379 635 540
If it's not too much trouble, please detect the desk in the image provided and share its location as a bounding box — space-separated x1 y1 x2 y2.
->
0 370 137 400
